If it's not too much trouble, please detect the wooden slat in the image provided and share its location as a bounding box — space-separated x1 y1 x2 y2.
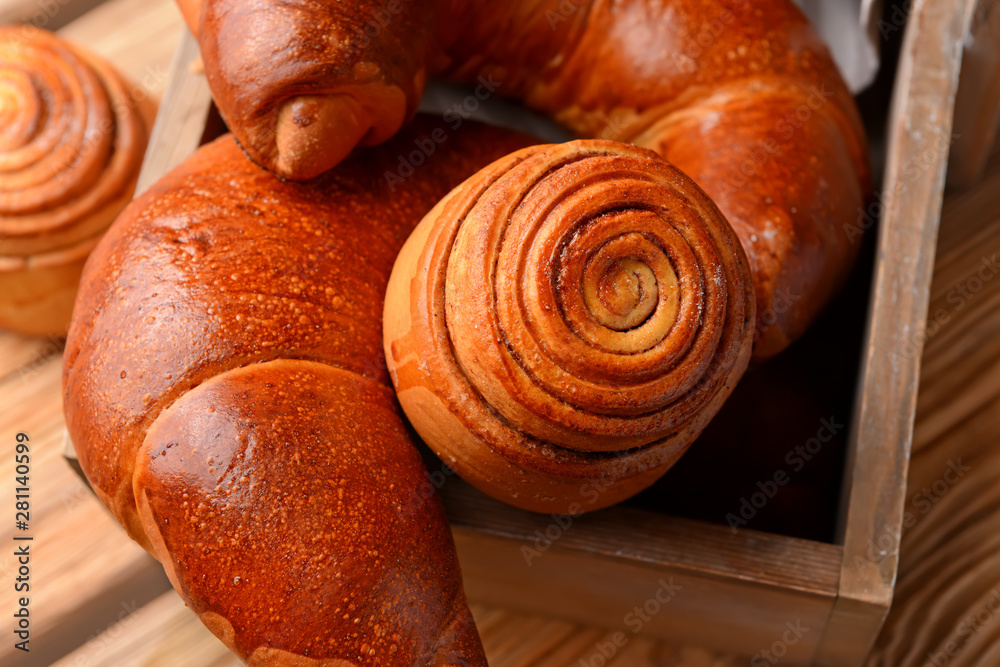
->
946 0 1000 188
444 480 841 596
0 2 183 665
135 29 213 195
50 588 748 667
458 532 834 663
870 136 1000 666
51 592 242 667
0 0 104 30
58 0 181 98
0 354 171 667
814 0 977 664
443 482 839 663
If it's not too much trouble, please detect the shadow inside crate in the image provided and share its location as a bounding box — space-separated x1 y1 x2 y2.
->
633 232 876 543
195 62 891 545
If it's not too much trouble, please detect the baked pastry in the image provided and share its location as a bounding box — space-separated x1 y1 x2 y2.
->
0 27 153 336
363 0 867 512
65 0 873 659
384 140 756 513
177 0 870 358
63 120 534 666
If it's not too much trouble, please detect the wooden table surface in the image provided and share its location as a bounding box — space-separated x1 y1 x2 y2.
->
1 1 998 666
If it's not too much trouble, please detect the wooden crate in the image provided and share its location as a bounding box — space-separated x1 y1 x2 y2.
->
67 1 976 664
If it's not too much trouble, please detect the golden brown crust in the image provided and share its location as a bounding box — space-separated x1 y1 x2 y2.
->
384 140 755 512
63 121 532 665
195 0 442 180
442 1 871 356
0 27 152 335
182 0 869 358
135 360 484 666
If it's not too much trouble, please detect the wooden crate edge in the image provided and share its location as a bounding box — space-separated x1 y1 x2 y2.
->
816 0 978 664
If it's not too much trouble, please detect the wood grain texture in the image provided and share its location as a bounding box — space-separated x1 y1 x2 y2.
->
0 0 104 30
442 480 840 662
0 2 183 666
134 29 210 195
0 348 171 667
869 134 1000 667
51 591 244 667
812 0 976 664
946 0 1000 188
445 481 841 598
51 590 750 667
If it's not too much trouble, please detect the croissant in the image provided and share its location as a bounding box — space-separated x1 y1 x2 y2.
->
66 0 871 660
175 0 868 512
63 120 534 666
179 0 869 359
0 27 153 336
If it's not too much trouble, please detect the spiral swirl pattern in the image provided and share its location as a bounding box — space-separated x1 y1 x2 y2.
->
385 140 756 512
0 27 151 334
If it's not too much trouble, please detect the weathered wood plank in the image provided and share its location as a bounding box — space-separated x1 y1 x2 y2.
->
134 29 213 195
0 355 171 667
814 0 977 664
444 480 840 663
50 588 749 667
946 0 1000 188
0 0 105 31
0 2 182 665
870 133 1000 667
